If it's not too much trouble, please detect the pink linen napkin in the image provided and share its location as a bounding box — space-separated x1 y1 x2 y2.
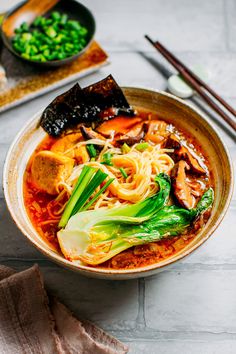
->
0 264 128 354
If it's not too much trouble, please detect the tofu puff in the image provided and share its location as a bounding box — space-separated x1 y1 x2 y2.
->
31 151 74 195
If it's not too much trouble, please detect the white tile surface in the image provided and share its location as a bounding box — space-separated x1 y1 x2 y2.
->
82 0 226 52
145 270 236 332
126 341 236 354
225 0 236 51
0 0 236 353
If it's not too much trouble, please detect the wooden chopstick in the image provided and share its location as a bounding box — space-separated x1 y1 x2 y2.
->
145 35 236 132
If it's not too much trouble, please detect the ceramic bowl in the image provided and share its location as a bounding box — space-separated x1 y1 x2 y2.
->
3 88 233 279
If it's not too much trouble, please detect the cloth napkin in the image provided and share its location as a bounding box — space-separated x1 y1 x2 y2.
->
0 264 128 354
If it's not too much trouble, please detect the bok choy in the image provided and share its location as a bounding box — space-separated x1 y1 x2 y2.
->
58 174 213 265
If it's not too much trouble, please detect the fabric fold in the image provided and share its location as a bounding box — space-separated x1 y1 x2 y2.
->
0 265 128 354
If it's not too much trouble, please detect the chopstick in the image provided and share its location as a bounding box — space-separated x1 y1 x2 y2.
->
145 35 236 132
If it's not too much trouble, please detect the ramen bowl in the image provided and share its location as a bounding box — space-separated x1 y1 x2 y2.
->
3 88 233 279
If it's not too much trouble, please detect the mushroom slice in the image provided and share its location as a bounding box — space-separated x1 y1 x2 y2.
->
117 131 144 145
80 125 105 141
164 134 206 175
164 133 182 149
178 147 206 175
171 160 196 209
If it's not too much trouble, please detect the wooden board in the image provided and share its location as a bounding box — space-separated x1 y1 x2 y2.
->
0 40 108 112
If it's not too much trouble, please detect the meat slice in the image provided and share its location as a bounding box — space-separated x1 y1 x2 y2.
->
171 160 196 209
31 151 74 195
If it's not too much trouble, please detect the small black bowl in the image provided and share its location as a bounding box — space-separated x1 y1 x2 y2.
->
1 0 96 67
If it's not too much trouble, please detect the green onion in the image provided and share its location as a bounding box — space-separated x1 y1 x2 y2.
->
119 167 128 179
60 14 68 25
59 166 114 228
59 166 95 228
51 11 61 21
67 20 81 31
101 151 113 166
136 142 149 151
0 14 4 26
45 26 57 38
72 170 108 215
12 11 89 62
121 143 131 154
86 144 97 158
82 178 115 211
21 22 29 32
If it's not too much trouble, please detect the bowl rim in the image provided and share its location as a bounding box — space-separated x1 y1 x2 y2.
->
3 87 234 277
0 0 96 67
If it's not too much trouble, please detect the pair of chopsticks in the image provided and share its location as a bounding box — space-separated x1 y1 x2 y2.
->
145 35 236 132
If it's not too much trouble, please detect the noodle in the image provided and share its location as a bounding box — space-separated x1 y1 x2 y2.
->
63 142 175 207
47 189 69 218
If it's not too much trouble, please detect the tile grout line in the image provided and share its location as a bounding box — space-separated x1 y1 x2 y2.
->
135 278 146 330
3 259 236 271
88 48 236 55
223 0 230 51
107 329 236 341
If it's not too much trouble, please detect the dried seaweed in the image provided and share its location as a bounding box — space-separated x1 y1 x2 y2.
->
40 75 135 136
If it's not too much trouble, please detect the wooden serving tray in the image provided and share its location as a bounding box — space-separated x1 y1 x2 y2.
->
0 40 109 112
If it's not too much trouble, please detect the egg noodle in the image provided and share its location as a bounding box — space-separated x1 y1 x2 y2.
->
55 137 175 212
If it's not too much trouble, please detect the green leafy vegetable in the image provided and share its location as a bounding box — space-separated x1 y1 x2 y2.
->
57 175 214 265
58 173 171 261
59 165 113 228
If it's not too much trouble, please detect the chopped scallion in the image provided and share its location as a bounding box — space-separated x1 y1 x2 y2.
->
119 167 128 179
121 143 131 154
87 144 97 158
136 142 149 151
101 151 113 166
